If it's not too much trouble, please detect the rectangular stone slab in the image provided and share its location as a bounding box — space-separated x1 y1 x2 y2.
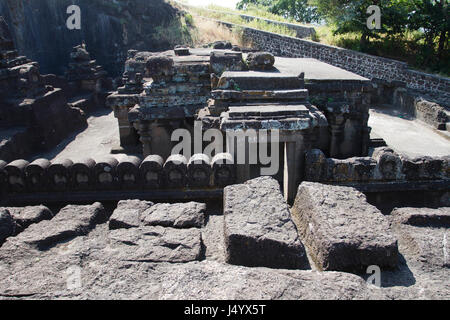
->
227 104 309 118
6 203 104 250
291 182 398 272
108 226 202 263
220 71 304 90
223 176 309 269
391 207 450 228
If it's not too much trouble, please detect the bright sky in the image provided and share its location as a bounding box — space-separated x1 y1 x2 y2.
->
184 0 239 9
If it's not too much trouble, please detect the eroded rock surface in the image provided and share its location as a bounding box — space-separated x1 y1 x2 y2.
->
292 182 398 272
109 200 154 230
142 202 206 228
391 207 450 228
109 200 206 230
3 203 104 250
0 209 15 244
109 226 202 263
224 176 308 269
2 206 53 234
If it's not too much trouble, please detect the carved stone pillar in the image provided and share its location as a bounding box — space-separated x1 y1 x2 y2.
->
134 120 152 157
328 113 347 158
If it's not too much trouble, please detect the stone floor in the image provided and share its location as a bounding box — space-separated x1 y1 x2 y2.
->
369 108 450 158
34 109 121 163
0 197 448 300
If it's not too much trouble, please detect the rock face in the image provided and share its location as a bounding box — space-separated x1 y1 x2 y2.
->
4 203 104 250
223 176 309 269
109 226 202 263
292 182 398 272
109 200 206 230
2 206 53 234
0 209 15 243
0 0 181 76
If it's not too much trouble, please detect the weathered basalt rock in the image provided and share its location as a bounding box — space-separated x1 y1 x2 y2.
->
4 203 105 250
292 182 398 272
223 176 309 269
2 205 53 234
108 226 202 263
0 209 15 244
391 207 450 228
109 200 154 230
109 200 206 230
246 52 275 71
141 202 206 229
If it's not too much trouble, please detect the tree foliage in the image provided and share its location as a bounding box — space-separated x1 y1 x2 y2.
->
236 0 449 73
236 0 321 23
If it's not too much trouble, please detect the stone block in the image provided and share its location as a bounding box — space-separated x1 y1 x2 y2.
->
108 226 202 263
47 159 73 191
0 209 15 243
109 200 154 230
391 207 450 228
4 205 53 234
223 176 309 269
292 182 398 272
140 155 164 189
6 203 105 250
141 202 206 228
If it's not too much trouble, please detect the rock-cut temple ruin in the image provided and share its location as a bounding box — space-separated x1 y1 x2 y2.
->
0 15 449 300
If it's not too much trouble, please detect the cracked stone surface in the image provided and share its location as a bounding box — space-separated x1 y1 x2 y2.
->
109 200 206 230
0 199 449 300
390 207 450 228
108 226 203 263
2 206 53 234
2 203 105 250
292 182 399 272
224 176 309 269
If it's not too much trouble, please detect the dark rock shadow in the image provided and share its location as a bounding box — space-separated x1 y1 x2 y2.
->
358 253 416 288
28 108 112 162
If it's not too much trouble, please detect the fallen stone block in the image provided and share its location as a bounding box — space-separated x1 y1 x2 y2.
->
109 200 154 230
109 200 206 230
391 207 450 228
141 202 206 228
3 205 53 234
292 182 398 272
108 226 202 263
246 52 275 71
7 203 105 249
223 176 309 269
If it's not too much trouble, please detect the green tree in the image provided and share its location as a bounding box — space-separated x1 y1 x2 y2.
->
236 0 321 23
409 0 449 61
311 0 411 48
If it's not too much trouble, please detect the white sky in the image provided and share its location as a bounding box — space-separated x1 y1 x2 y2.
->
184 0 239 9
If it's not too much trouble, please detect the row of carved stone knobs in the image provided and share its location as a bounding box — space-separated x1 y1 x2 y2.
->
0 153 236 193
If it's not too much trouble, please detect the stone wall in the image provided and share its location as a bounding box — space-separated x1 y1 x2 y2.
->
392 87 449 130
185 5 315 39
305 147 449 186
212 20 450 107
